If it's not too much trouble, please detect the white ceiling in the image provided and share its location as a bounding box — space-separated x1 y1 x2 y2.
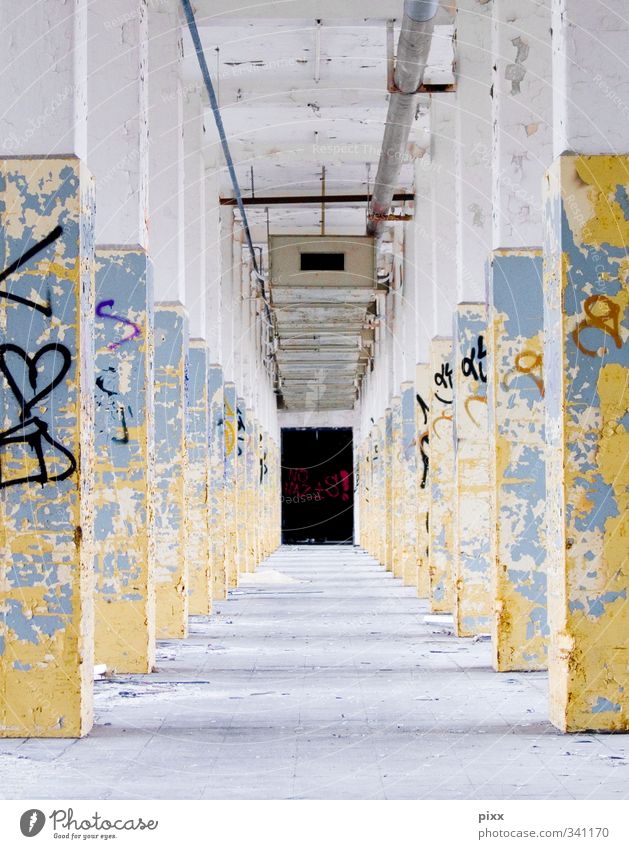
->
181 2 456 409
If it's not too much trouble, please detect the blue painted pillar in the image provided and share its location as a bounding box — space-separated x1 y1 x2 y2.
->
453 304 492 637
93 247 155 673
223 382 237 589
153 302 189 638
488 250 548 672
208 364 226 600
0 157 95 737
187 340 211 615
544 154 629 731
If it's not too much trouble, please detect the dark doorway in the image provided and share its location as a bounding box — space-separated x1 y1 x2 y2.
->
281 428 354 544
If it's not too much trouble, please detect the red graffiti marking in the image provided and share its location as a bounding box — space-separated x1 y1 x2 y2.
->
284 468 351 501
96 299 142 350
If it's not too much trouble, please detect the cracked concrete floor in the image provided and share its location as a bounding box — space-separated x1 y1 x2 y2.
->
1 545 627 800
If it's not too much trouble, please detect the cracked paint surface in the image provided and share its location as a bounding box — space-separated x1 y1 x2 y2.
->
489 250 548 671
415 363 431 599
93 247 155 674
383 411 394 572
236 398 247 580
208 364 226 600
153 303 188 639
454 304 492 637
544 154 629 732
186 341 211 616
223 382 238 589
429 338 455 613
400 382 418 587
390 396 404 580
0 157 95 737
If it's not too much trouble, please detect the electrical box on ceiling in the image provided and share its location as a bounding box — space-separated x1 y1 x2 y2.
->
269 235 375 289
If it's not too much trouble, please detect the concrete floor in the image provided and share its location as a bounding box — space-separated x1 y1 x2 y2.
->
1 545 627 800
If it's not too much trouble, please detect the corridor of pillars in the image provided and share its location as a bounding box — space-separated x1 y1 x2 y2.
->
0 0 628 767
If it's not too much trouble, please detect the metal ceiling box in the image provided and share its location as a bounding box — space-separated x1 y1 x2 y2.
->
269 235 376 290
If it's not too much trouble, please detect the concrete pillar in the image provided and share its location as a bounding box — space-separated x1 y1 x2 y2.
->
184 91 207 340
429 338 455 613
489 250 548 670
489 0 552 670
88 0 155 674
0 159 95 737
450 0 493 636
148 2 188 638
0 0 95 737
383 410 394 572
430 96 457 338
545 152 629 731
223 382 238 589
390 396 403 579
453 304 491 636
148 0 185 305
541 0 629 732
208 365 226 599
400 382 418 586
205 171 223 363
244 409 256 572
235 398 247 577
415 363 431 599
187 341 211 615
93 249 154 671
153 303 188 637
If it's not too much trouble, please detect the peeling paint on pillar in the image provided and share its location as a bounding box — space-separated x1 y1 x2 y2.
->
0 157 95 737
93 247 155 673
382 413 393 570
429 338 455 613
236 398 247 579
153 302 188 638
489 249 548 671
186 341 211 615
390 396 403 579
223 382 237 589
544 154 629 732
454 304 492 637
208 365 226 600
400 382 418 587
415 363 431 599
244 408 256 573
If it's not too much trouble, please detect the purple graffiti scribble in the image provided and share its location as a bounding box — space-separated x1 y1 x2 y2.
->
96 299 142 350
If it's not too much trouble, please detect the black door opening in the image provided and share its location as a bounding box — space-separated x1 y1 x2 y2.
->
281 428 354 544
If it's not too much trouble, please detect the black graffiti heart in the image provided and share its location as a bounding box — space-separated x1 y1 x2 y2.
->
0 343 72 419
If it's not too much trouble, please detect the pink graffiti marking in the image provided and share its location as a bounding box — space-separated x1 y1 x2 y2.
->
96 299 142 350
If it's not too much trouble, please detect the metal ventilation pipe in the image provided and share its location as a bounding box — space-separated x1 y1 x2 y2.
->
367 0 439 238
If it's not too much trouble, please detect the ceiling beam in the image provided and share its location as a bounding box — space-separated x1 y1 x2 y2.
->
221 192 413 207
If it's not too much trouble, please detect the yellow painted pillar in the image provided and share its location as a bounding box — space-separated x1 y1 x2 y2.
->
0 157 95 737
429 337 455 612
259 429 270 559
383 411 394 571
544 154 629 732
390 397 403 578
154 302 188 638
223 382 238 589
236 398 247 577
453 304 492 636
209 365 226 600
244 410 256 572
94 247 155 673
415 363 431 599
400 382 419 587
489 249 548 671
186 340 211 615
